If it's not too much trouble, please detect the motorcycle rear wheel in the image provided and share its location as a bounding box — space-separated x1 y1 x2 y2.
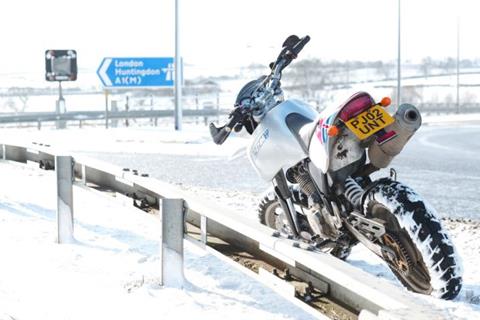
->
364 178 463 300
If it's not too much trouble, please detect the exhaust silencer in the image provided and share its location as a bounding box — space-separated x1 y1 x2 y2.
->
368 103 422 168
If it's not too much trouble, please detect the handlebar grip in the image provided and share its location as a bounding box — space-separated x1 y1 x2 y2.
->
209 123 231 145
210 107 246 144
291 35 310 56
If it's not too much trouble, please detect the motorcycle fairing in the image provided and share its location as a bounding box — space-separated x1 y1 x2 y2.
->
247 99 319 181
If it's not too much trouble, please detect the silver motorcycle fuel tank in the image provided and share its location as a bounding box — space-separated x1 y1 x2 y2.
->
247 99 319 181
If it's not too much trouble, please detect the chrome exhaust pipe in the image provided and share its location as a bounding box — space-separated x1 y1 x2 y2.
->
368 103 422 168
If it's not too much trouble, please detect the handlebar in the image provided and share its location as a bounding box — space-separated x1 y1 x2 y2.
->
272 35 310 74
210 35 310 145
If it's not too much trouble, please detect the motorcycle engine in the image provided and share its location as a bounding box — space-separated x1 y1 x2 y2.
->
287 162 342 240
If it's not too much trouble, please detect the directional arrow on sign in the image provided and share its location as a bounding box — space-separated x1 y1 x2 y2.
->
97 58 113 86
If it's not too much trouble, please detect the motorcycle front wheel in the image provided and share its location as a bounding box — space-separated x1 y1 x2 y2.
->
364 178 463 300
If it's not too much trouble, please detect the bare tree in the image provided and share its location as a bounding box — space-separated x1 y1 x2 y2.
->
420 57 433 78
7 87 33 113
440 57 456 73
284 58 331 99
390 86 423 106
3 98 16 112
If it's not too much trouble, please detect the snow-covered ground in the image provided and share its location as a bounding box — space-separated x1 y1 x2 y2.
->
0 161 315 320
1 114 479 319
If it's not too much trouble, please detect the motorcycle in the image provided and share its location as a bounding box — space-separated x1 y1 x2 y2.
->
209 35 462 300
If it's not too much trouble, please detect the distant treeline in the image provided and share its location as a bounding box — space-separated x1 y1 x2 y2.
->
281 57 480 90
246 57 480 73
2 57 480 98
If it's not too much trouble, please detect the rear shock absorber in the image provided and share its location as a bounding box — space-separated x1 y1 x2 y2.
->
344 177 364 209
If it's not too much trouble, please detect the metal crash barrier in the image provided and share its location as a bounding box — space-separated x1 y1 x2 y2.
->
1 142 186 287
0 142 458 320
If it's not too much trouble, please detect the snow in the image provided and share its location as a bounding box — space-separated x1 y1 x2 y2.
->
422 112 480 125
1 118 480 319
0 125 247 157
0 161 314 320
162 247 185 288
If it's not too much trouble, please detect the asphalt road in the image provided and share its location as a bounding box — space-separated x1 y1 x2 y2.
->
390 124 480 219
82 123 480 219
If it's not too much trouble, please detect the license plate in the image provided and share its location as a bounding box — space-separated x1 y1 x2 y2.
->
345 106 395 140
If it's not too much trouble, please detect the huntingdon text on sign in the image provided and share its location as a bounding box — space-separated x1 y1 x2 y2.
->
97 57 175 88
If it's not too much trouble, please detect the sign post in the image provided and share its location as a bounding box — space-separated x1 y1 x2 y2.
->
104 89 109 129
175 0 182 131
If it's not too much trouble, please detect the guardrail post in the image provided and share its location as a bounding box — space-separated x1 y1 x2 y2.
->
160 198 185 287
81 164 86 185
200 215 207 245
56 155 74 243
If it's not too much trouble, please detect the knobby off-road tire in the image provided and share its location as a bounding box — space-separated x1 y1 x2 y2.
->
257 189 352 260
258 189 297 236
364 178 463 300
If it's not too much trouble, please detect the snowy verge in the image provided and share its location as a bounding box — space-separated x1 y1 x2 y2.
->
1 114 479 157
0 124 249 157
0 161 314 320
422 112 480 125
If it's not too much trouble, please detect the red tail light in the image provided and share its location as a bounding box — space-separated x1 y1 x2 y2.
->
338 92 375 122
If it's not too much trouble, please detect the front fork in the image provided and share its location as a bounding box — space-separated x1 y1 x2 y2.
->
273 170 300 238
273 168 341 239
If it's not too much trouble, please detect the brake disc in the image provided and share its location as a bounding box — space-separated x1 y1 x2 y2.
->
382 233 414 274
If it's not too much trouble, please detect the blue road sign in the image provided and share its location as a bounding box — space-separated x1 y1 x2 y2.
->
97 57 175 87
